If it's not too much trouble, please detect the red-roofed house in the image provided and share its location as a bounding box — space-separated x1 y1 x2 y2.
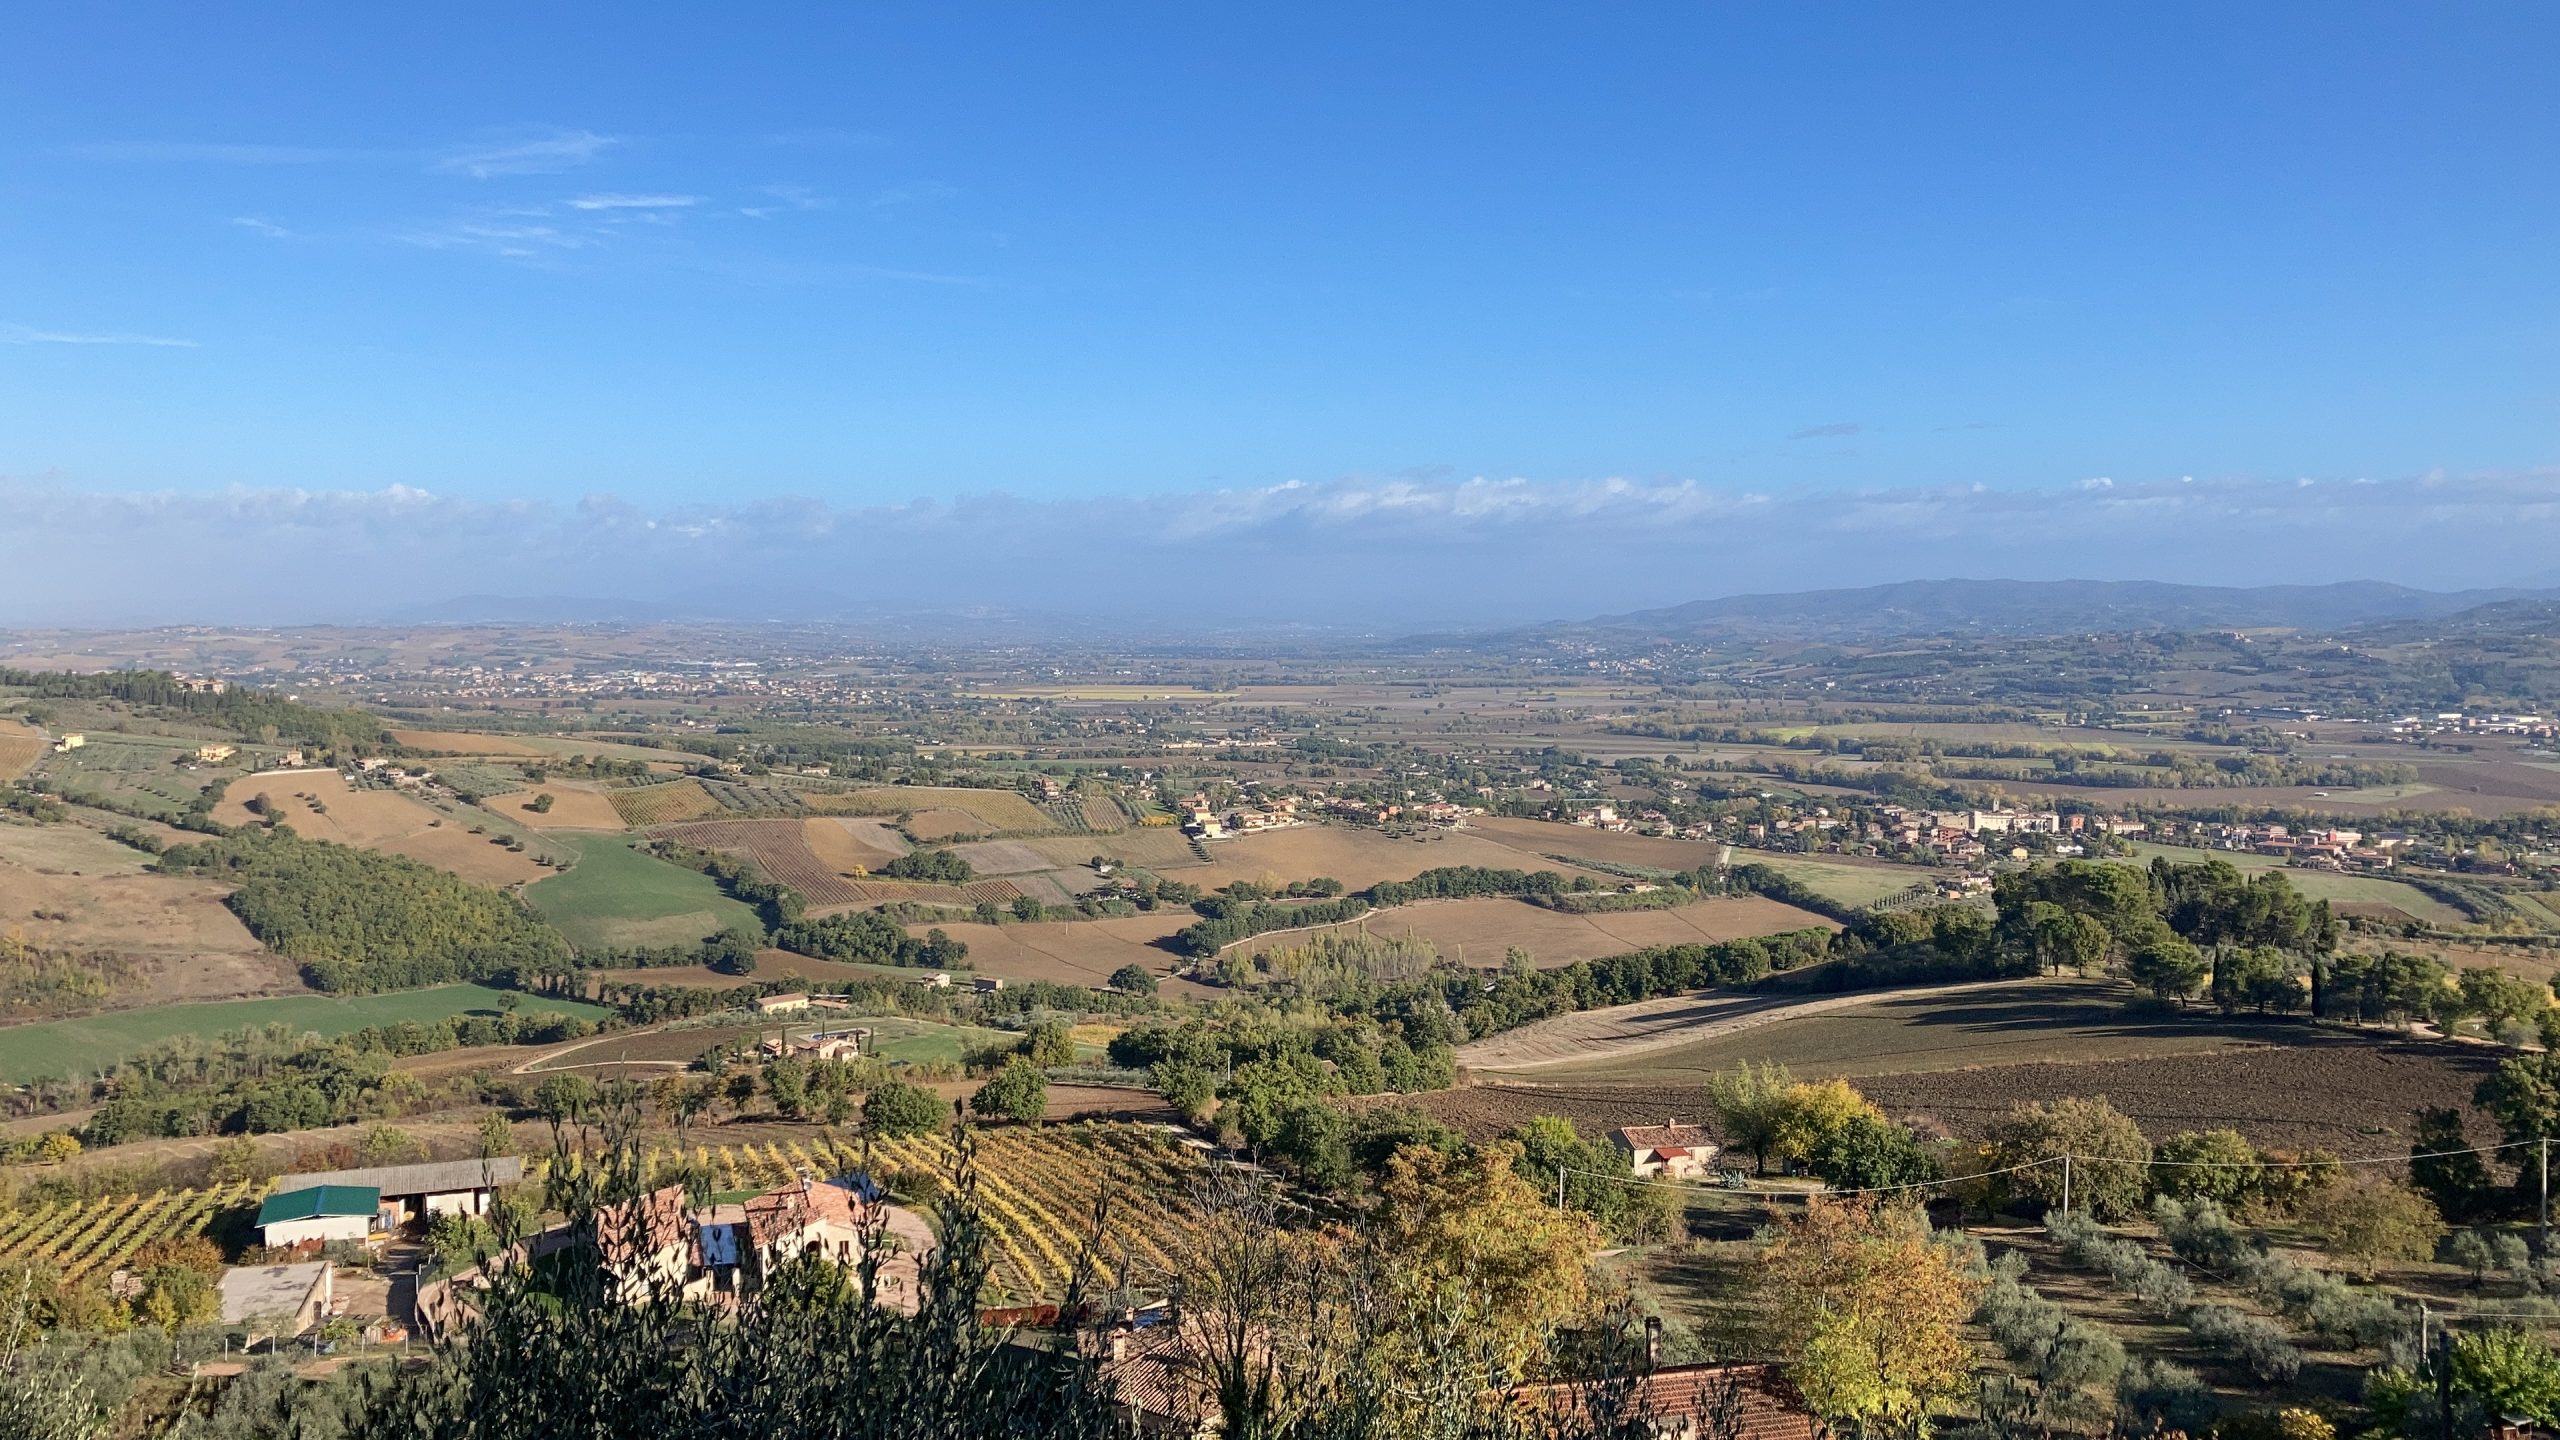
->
1614 1122 1719 1180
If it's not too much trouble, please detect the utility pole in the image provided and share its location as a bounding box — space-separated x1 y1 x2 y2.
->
2541 1138 2550 1242
2060 1153 2073 1217
1558 1167 1567 1213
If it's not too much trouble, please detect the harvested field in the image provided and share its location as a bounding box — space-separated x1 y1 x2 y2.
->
650 818 869 905
487 781 627 831
212 772 553 886
0 823 289 1004
1852 1041 2500 1150
805 816 906 871
1509 980 2313 1083
905 808 989 841
1181 825 1617 892
951 839 1070 876
1239 895 1836 970
0 722 45 780
1454 977 2031 1073
0 983 611 1082
834 786 1055 833
900 914 1220 995
1387 1035 2497 1154
1026 830 1201 872
1467 816 1722 871
608 778 724 826
387 729 552 756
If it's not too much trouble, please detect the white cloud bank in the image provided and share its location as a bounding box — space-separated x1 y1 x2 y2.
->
3 470 2557 630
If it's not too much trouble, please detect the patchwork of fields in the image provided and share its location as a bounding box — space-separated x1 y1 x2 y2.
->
214 771 557 887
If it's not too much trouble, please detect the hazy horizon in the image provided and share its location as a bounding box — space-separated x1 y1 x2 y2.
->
7 4 2557 628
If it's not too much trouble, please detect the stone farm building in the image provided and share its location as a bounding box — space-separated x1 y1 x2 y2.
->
1613 1123 1719 1181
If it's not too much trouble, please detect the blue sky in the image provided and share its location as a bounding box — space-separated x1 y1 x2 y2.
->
4 5 2558 625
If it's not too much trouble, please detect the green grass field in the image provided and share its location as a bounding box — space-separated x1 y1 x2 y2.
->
1743 854 1925 907
0 983 613 1082
526 834 763 949
2120 841 2466 924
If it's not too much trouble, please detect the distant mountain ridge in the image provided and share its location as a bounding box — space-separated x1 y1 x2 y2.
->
1504 578 2560 644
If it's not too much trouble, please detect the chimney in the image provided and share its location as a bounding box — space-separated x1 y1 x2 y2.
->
1110 1332 1130 1363
1644 1316 1661 1367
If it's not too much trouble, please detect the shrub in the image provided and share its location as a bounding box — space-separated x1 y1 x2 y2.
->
2117 1358 2219 1435
862 1080 945 1138
2187 1304 2302 1383
1993 1096 2152 1220
2302 1174 2446 1275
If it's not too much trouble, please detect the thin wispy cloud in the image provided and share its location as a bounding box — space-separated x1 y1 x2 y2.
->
8 469 2558 629
230 216 297 239
870 180 958 210
59 140 349 164
565 193 701 211
435 129 618 178
1787 422 1861 440
1 322 198 348
738 184 831 219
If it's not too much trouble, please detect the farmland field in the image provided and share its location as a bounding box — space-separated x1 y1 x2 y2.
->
608 778 726 827
830 787 1056 833
387 729 553 756
0 1179 268 1282
1500 979 2292 1084
36 736 234 819
0 983 612 1082
486 780 627 831
805 817 908 870
2120 841 2467 923
0 721 45 780
526 835 763 948
1181 825 1617 892
904 808 991 842
0 820 290 1003
213 771 555 887
1466 816 1721 871
651 818 871 905
1235 895 1835 970
902 913 1209 992
1025 829 1201 872
1398 1033 2495 1154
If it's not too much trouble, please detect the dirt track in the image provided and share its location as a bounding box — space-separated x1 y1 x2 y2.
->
1454 976 2060 1073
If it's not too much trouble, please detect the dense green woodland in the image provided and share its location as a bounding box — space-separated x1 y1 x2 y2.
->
156 829 570 992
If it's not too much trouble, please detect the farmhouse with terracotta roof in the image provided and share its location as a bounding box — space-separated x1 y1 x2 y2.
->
1612 1121 1719 1180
